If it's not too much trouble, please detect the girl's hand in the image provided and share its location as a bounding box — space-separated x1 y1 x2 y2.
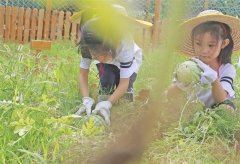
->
92 101 112 126
75 97 95 115
191 58 218 85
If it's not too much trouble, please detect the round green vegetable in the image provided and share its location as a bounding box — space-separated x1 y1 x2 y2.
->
81 114 106 127
73 114 106 128
176 60 201 86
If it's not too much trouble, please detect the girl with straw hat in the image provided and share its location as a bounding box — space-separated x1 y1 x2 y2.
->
167 10 240 110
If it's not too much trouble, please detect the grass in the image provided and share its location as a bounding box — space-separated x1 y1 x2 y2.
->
0 41 82 163
0 40 153 163
0 40 240 163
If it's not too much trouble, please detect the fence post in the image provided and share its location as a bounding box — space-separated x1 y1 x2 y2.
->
30 8 38 40
23 8 31 43
64 11 71 40
37 9 44 40
0 6 4 39
152 0 161 48
57 11 64 40
10 6 17 42
5 6 11 42
17 7 25 43
50 10 58 41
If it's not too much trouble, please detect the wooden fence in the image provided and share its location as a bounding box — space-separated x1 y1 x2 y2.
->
0 5 153 50
0 6 79 44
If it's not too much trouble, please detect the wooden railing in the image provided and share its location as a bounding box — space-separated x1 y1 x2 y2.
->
0 5 153 50
0 6 79 44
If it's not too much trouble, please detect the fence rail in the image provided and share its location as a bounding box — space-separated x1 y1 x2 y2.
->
0 5 152 50
0 6 79 44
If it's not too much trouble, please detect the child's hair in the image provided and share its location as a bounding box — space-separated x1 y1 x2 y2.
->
77 18 117 58
191 21 233 64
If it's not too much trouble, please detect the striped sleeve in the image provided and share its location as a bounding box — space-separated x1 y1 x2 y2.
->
219 64 236 97
120 57 135 68
118 46 138 78
220 76 234 90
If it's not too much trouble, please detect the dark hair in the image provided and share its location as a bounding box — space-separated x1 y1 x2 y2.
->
191 21 233 64
77 18 120 58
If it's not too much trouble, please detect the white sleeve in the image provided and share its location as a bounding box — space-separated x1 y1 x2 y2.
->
119 49 138 78
80 57 92 70
219 64 236 97
120 57 136 78
118 39 142 78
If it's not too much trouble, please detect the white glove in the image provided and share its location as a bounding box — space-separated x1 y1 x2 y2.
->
191 58 218 85
75 97 95 115
92 101 112 126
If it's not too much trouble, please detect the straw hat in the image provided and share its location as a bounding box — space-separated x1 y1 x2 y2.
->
179 10 240 56
70 4 153 29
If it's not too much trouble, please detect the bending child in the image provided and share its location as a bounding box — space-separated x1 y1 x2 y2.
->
167 10 240 110
74 16 143 125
